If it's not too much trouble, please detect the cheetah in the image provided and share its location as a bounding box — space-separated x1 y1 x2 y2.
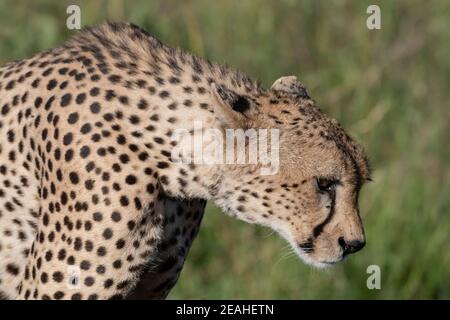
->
0 22 370 300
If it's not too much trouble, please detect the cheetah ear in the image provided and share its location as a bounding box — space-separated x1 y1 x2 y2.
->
271 76 310 99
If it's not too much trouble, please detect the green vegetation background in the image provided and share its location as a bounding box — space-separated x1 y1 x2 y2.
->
0 0 448 299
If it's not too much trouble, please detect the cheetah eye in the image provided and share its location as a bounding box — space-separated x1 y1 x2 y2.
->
316 177 338 193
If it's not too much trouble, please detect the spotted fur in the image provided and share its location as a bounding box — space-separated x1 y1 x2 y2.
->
0 22 370 300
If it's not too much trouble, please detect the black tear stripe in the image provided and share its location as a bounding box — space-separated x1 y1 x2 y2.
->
299 192 335 254
312 190 336 239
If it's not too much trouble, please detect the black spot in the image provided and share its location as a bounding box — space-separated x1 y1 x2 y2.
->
85 179 94 190
60 93 72 107
80 123 92 134
104 279 114 289
119 154 130 164
71 293 82 300
69 172 79 184
29 98 40 111
108 75 121 83
129 115 140 124
65 149 74 162
90 102 101 114
120 196 129 207
159 90 170 99
111 211 121 222
68 112 79 124
52 271 64 282
232 96 250 113
80 260 91 270
80 146 90 158
157 161 169 169
125 175 137 185
160 175 169 185
84 277 95 287
96 265 106 274
6 263 19 275
119 96 128 105
112 260 122 269
116 239 125 249
105 90 116 101
97 246 107 256
153 137 164 144
63 133 73 145
93 212 103 222
75 93 86 104
54 291 64 300
90 87 100 96
47 79 58 90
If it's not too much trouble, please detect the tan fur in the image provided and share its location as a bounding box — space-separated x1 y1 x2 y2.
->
0 22 370 300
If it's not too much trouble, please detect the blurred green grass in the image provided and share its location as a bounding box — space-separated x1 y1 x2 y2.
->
1 0 448 299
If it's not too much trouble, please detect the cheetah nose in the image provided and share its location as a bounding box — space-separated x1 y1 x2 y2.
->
338 237 365 256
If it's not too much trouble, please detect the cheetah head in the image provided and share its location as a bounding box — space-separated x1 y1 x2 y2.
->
207 76 371 268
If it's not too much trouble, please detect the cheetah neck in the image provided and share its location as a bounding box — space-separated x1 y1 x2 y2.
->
73 23 265 201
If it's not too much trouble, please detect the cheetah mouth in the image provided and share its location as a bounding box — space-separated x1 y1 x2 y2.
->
311 258 344 268
320 260 340 265
292 244 345 268
318 253 349 266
